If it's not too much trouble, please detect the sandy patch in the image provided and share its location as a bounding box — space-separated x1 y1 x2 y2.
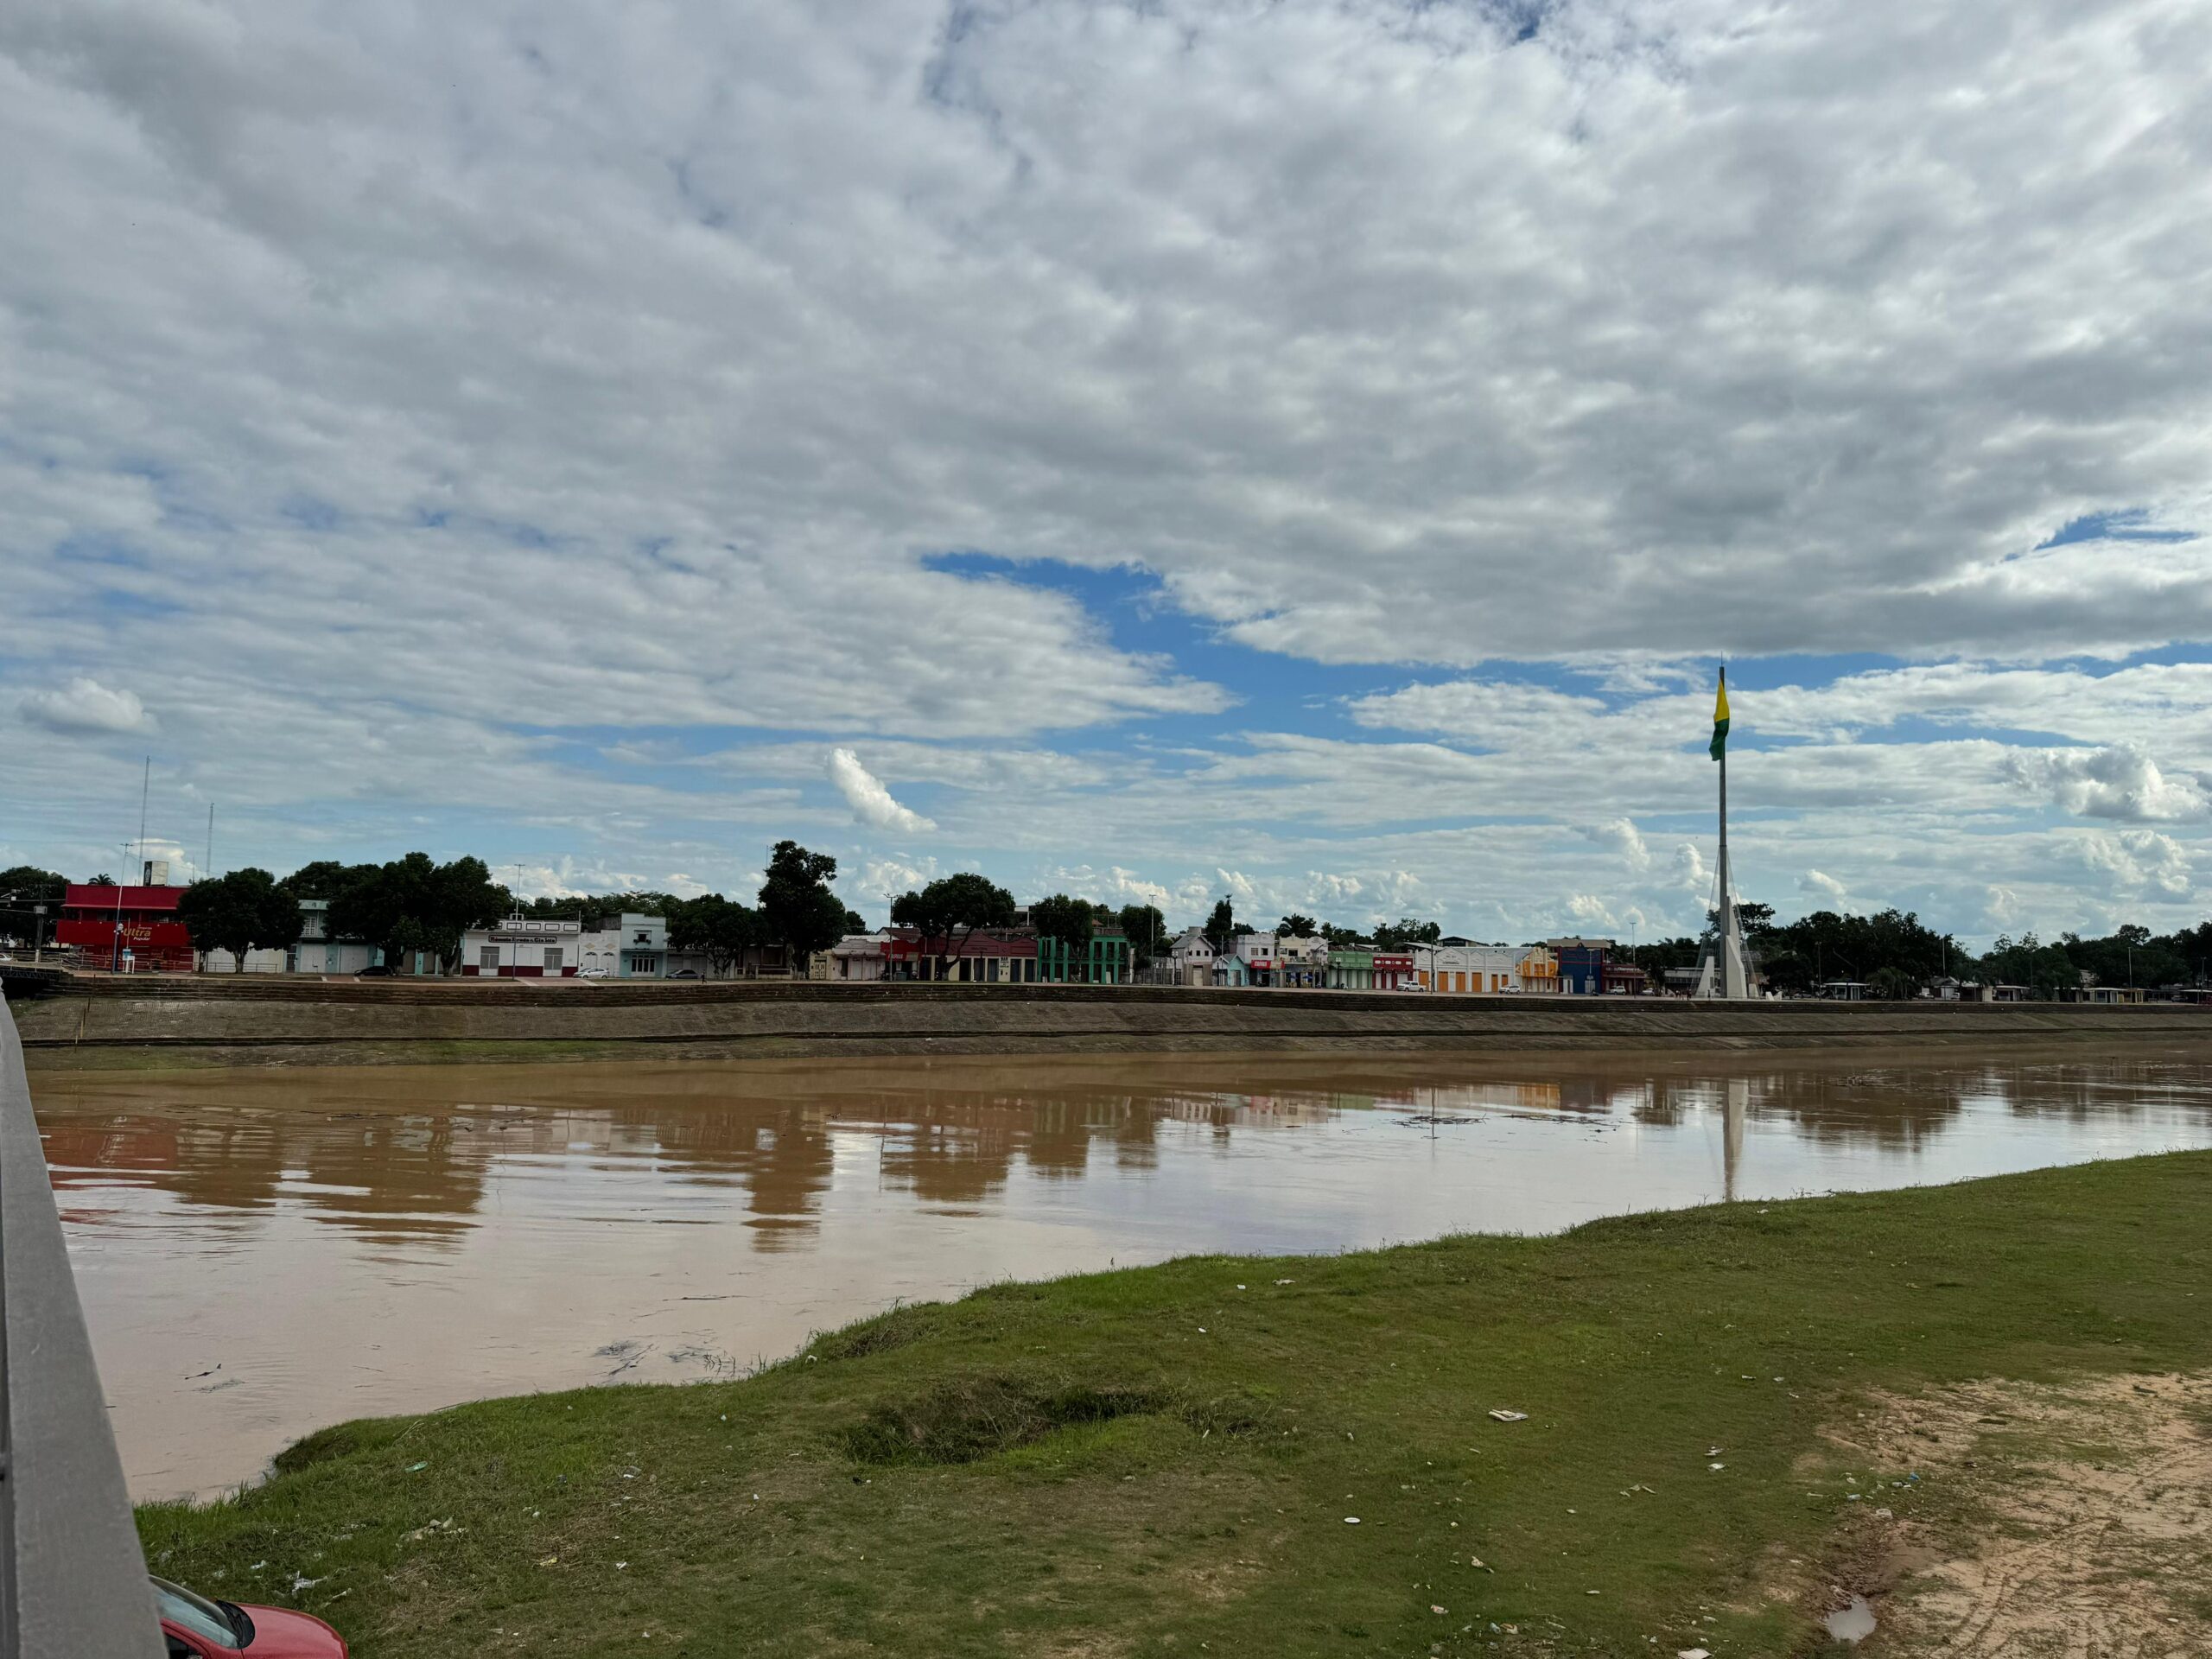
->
1851 1372 2212 1656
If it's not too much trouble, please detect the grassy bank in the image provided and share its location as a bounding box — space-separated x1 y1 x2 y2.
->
138 1154 2212 1656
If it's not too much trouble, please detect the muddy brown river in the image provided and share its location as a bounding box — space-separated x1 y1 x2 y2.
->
34 1048 2212 1500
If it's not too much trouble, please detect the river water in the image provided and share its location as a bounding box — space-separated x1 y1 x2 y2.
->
34 1048 2212 1500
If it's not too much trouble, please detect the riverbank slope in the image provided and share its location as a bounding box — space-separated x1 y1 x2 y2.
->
16 974 2212 1069
138 1150 2212 1657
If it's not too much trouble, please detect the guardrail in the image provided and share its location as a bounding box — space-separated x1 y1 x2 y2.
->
0 991 161 1656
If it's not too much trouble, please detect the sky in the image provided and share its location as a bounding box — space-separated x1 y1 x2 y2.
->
3 0 2210 948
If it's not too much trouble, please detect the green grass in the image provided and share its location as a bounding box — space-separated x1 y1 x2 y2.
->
138 1152 2212 1656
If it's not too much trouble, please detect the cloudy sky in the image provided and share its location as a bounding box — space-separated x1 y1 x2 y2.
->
5 0 2209 944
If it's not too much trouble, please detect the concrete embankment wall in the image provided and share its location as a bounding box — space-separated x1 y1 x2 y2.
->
10 975 2212 1069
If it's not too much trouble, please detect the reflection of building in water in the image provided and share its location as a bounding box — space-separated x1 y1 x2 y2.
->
41 1058 2212 1267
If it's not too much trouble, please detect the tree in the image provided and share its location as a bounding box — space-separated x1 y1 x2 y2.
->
1623 936 1700 977
890 873 1017 976
1867 964 1919 1001
0 865 67 904
0 865 70 950
758 841 848 972
1320 922 1367 948
842 906 868 935
1372 917 1441 950
86 874 116 887
282 861 378 901
327 853 505 974
1116 904 1167 969
1029 893 1096 948
1976 932 2067 998
668 894 762 977
1276 913 1319 939
1203 898 1240 955
177 868 303 971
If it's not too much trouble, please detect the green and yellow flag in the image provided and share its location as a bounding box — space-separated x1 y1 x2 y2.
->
1709 668 1730 761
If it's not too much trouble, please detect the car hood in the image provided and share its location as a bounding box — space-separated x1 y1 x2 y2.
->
233 1604 347 1657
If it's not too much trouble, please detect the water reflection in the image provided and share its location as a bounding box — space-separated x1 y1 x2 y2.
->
33 1049 2212 1499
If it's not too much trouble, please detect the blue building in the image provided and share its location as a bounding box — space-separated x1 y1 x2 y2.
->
1551 936 1614 996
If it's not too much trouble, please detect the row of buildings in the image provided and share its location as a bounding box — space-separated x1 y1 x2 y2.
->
821 925 1650 995
35 877 684 979
1162 931 1643 995
35 879 1646 995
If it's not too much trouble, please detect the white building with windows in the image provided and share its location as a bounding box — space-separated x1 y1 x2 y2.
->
1169 926 1216 988
459 917 584 977
457 912 668 978
1412 941 1523 995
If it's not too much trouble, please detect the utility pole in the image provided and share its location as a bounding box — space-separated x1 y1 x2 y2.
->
205 804 214 882
135 758 149 885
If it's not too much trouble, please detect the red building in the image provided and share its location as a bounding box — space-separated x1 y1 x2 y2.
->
1371 951 1414 990
55 884 196 972
882 927 1044 983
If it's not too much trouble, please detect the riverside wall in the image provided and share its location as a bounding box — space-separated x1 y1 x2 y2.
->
8 974 2212 1069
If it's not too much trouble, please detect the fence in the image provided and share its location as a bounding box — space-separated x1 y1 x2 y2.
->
0 990 162 1656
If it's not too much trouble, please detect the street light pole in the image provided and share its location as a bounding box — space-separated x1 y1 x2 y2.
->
111 843 129 973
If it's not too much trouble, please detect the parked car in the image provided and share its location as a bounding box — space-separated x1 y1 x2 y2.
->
669 968 700 979
578 966 609 979
156 1574 346 1657
356 964 396 977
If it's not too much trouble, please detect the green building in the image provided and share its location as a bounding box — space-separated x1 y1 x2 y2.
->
1035 932 1130 984
1326 948 1375 990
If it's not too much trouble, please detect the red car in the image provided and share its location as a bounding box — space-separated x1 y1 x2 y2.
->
156 1574 347 1657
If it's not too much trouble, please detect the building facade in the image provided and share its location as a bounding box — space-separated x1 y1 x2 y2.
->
458 912 668 978
1274 934 1329 988
55 883 194 972
1550 938 1615 995
1170 927 1216 988
1412 941 1523 995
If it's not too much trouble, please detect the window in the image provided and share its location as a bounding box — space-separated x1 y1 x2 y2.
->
480 946 500 971
152 1578 243 1649
543 946 563 970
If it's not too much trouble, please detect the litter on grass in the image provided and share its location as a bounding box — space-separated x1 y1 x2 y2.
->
1488 1409 1529 1423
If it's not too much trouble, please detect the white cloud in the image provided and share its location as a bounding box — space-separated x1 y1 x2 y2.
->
1798 869 1850 906
1037 863 1173 911
1578 817 1651 870
1566 893 1615 926
19 677 151 734
2073 831 2194 899
3 1 2212 950
828 748 936 835
2001 743 2210 823
851 855 938 906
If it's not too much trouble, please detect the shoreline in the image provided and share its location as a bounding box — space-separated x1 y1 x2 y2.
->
135 1151 2212 1657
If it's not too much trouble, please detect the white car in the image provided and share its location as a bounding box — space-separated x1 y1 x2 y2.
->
578 967 609 979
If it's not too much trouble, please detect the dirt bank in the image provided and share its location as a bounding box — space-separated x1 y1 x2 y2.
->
13 975 2212 1070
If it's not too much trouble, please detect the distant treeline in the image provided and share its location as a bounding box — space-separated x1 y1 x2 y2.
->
1618 905 2212 997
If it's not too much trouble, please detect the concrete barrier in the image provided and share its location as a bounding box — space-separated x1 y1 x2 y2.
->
0 993 162 1654
16 976 2212 1067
